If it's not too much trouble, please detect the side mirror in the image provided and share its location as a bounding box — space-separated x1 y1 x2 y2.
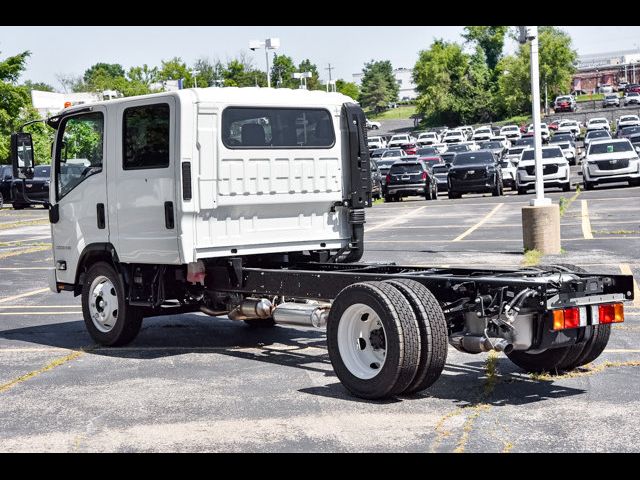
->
11 132 35 180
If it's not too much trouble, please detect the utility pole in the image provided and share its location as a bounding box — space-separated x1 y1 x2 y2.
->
325 63 334 83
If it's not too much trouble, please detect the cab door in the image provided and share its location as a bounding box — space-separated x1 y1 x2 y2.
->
51 108 109 285
109 97 179 264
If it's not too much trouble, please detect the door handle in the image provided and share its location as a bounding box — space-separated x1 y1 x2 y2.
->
164 201 174 229
97 203 105 229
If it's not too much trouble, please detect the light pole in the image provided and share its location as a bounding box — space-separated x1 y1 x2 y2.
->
292 71 312 89
518 25 561 255
190 69 199 88
249 38 280 88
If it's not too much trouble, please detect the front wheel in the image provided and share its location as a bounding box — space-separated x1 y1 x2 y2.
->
584 181 594 190
82 262 143 346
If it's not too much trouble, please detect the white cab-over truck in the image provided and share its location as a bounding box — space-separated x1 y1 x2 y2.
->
11 87 634 400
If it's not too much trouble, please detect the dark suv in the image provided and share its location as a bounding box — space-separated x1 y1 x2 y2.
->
0 165 14 208
384 160 438 202
370 159 382 199
447 151 504 199
12 165 51 209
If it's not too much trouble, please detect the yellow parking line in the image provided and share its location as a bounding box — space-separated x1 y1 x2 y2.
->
452 203 504 242
581 200 594 239
619 263 640 307
0 349 86 394
0 288 49 304
365 206 427 233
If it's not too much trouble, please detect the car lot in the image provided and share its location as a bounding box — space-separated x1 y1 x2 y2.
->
1 181 639 452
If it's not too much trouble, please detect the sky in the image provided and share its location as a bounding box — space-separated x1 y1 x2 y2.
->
1 26 639 90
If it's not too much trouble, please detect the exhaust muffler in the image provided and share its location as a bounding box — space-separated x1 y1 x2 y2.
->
272 302 329 328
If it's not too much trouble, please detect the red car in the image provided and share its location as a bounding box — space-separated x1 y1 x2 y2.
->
549 120 560 131
400 142 418 155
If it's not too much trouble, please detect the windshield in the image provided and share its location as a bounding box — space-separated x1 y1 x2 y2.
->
500 161 512 168
34 166 51 178
515 138 535 146
589 142 634 154
587 131 610 139
507 147 525 155
441 153 456 163
419 133 435 138
521 148 563 160
628 92 640 97
479 141 503 149
370 149 385 158
417 147 437 155
502 126 518 131
621 126 640 135
448 144 469 152
390 163 422 174
621 117 638 122
452 152 494 165
377 160 397 168
590 119 607 125
391 136 408 142
605 94 618 100
550 135 573 144
557 96 571 102
559 122 576 127
382 150 403 158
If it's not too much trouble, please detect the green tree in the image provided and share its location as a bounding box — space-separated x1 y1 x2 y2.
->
127 64 158 85
159 57 193 87
23 80 55 92
496 26 577 117
83 63 125 86
359 60 398 112
462 26 508 73
193 57 224 87
271 54 297 89
0 51 32 161
223 59 266 87
336 79 359 100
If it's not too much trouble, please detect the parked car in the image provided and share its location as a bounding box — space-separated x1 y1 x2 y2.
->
499 158 518 190
499 124 521 141
370 159 382 199
400 142 418 155
584 129 612 151
513 137 535 148
549 135 578 165
504 146 527 165
599 85 614 94
602 93 620 108
365 119 381 130
416 131 439 146
11 165 51 209
471 126 493 142
586 117 611 133
446 143 471 153
556 120 580 138
0 165 14 208
370 148 387 159
582 138 640 190
387 134 413 148
477 140 506 161
516 146 570 194
623 91 640 106
616 115 640 133
548 120 561 131
431 162 451 191
624 83 640 94
384 160 438 202
524 123 550 143
368 135 387 151
447 151 503 199
459 126 475 140
554 95 577 112
617 125 640 145
442 130 465 144
431 143 449 154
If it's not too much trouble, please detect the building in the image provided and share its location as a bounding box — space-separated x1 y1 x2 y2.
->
573 49 640 93
352 67 417 100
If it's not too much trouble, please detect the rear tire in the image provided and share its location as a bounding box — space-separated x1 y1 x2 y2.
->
562 183 571 192
383 279 448 394
12 203 25 210
82 262 143 346
327 281 421 399
384 195 393 203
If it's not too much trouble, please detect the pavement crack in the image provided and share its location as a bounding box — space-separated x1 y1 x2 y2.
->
530 360 640 382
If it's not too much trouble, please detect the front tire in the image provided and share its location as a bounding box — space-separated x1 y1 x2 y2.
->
327 282 421 399
82 262 143 346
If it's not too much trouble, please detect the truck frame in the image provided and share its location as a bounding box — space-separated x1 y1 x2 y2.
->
11 87 634 400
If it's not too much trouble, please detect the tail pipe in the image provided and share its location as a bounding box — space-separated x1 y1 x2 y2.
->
450 335 514 354
273 302 330 328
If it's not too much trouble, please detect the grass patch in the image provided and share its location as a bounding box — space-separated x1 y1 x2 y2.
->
493 115 530 127
372 197 384 205
560 247 567 254
576 93 605 102
522 249 543 267
368 105 417 121
558 186 581 217
530 360 640 382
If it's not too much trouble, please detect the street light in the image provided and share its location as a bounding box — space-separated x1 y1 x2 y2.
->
292 71 312 89
249 37 280 88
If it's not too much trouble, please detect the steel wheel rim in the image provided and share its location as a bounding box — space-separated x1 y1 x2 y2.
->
337 303 387 379
89 275 119 333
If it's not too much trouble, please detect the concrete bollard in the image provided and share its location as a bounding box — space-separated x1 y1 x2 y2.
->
522 204 561 254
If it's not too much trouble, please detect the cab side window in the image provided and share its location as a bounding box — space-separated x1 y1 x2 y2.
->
56 112 104 200
123 103 170 170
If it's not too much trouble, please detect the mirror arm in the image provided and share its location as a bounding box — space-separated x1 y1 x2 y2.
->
19 118 46 132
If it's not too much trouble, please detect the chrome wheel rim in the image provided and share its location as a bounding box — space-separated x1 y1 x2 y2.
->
89 275 119 333
337 303 387 379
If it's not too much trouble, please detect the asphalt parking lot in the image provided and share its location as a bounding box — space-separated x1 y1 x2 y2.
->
1 182 639 452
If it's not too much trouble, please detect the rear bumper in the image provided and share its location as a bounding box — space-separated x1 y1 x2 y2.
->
449 177 497 193
387 183 428 196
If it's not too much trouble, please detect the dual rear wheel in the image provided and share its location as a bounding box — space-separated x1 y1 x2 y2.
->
327 280 448 399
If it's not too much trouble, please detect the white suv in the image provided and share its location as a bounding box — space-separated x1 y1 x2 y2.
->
387 134 412 148
500 125 522 141
582 138 640 190
442 130 465 144
586 117 611 133
516 146 571 194
416 132 439 146
556 120 580 137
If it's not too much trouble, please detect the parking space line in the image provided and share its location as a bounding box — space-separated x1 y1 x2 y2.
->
0 312 82 315
581 200 594 239
365 206 427 233
619 263 640 307
0 349 87 394
0 288 50 304
0 267 53 271
452 204 504 242
0 305 78 309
